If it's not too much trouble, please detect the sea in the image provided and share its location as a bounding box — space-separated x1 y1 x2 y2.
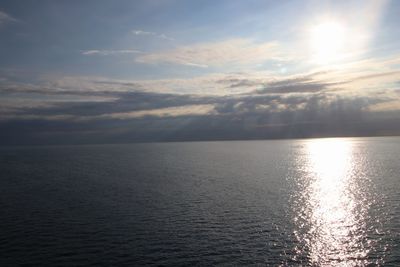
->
1 137 399 266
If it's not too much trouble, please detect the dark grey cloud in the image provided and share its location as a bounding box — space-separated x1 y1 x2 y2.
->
2 102 400 146
92 80 143 88
216 77 259 88
1 84 399 145
249 69 399 95
9 92 214 117
261 82 329 93
215 71 346 94
349 70 400 83
257 74 346 94
5 87 380 119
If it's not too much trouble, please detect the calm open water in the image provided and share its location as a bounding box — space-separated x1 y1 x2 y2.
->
1 137 400 266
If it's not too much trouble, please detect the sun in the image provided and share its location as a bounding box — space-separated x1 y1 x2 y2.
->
309 21 346 64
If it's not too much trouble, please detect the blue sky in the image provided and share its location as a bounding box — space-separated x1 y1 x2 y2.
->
1 0 400 144
1 0 397 79
0 0 300 78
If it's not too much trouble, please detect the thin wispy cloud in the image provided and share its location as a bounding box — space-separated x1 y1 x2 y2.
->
81 49 142 56
0 10 17 25
135 39 283 68
132 30 174 40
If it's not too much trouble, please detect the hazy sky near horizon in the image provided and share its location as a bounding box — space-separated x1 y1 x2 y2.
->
1 0 400 144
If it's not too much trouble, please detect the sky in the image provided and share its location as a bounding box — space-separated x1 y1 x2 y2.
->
1 0 400 145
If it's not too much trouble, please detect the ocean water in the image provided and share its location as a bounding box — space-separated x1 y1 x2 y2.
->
1 137 400 266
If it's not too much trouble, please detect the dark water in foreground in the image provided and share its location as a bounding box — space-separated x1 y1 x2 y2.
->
1 137 400 266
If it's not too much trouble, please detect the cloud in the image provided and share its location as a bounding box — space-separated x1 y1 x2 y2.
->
88 104 215 120
2 51 400 101
14 73 262 95
216 77 259 88
81 49 142 56
1 64 398 102
257 73 346 94
213 71 347 94
0 10 17 25
2 89 400 145
1 82 396 121
368 99 400 112
135 39 283 68
17 91 214 117
2 55 400 125
2 68 400 145
132 30 174 40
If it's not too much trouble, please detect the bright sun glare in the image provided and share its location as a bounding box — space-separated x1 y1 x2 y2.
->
310 21 346 64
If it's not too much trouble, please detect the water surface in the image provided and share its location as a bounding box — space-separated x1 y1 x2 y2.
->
1 137 399 265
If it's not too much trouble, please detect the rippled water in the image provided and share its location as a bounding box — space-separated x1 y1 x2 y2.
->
1 137 400 266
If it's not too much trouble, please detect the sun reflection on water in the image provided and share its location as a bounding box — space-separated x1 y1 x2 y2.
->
293 138 372 266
